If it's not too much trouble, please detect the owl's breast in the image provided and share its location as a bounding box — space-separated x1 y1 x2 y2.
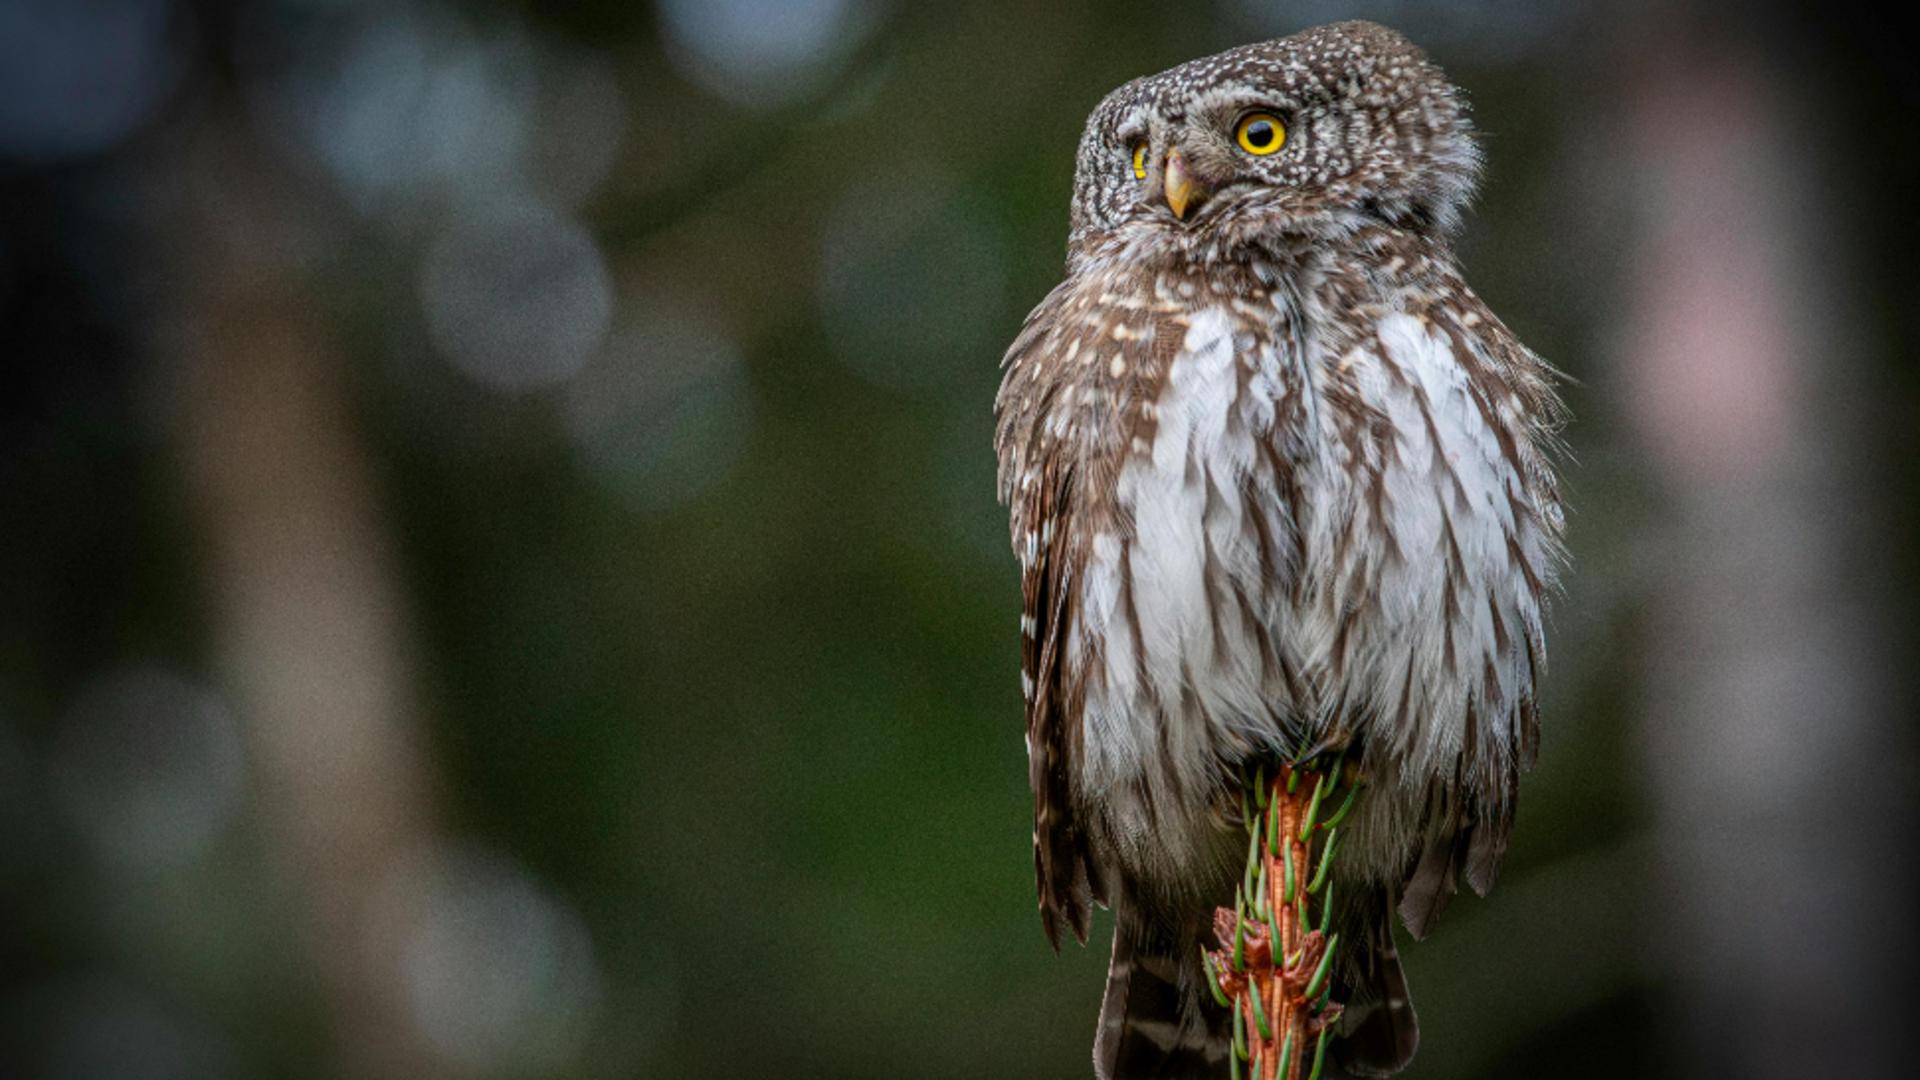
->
1065 301 1316 878
1295 307 1557 800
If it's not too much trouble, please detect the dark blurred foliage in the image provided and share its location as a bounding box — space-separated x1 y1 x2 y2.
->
2 1 1915 1078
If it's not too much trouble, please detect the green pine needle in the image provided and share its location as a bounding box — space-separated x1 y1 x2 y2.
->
1303 933 1339 1002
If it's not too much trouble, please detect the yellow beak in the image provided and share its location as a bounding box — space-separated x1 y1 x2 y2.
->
1164 148 1199 219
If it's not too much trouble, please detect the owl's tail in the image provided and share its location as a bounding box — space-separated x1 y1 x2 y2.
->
1093 899 1419 1079
1328 897 1421 1078
1093 908 1229 1080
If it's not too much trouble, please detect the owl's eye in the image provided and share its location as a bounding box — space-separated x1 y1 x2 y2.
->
1235 112 1286 156
1130 143 1148 180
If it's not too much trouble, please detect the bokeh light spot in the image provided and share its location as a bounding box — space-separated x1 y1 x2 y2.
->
656 0 885 108
0 0 179 162
45 665 246 874
418 203 613 395
387 844 603 1075
265 7 539 211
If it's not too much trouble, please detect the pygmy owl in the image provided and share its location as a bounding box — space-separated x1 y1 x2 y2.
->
993 21 1565 1078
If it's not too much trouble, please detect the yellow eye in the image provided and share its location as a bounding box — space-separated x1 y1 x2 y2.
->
1235 112 1286 156
1131 143 1148 180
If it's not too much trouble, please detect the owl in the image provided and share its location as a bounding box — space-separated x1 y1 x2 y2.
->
993 21 1565 1079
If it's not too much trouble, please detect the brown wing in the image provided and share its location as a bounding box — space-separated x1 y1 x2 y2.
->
1015 456 1096 948
995 280 1102 949
997 266 1181 947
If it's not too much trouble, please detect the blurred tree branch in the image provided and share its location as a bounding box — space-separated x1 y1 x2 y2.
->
163 108 448 1078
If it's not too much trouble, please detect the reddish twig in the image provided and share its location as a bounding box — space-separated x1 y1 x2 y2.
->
1205 760 1356 1080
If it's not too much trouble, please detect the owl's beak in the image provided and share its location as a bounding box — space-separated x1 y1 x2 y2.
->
1163 148 1205 220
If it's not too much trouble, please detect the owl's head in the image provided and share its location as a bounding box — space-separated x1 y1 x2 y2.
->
1066 21 1480 262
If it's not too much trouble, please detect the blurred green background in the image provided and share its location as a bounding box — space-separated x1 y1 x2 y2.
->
2 1 1915 1078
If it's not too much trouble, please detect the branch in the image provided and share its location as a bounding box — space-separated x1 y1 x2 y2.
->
1205 756 1360 1080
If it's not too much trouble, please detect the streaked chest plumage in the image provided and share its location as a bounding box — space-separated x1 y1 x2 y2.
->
998 227 1561 907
